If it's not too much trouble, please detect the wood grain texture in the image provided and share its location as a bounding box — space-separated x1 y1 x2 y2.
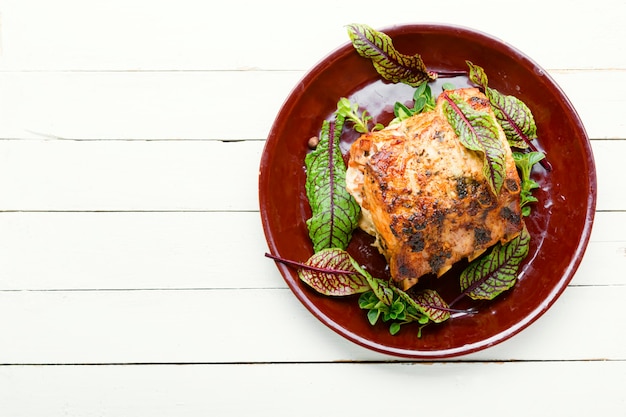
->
0 211 622 291
1 0 625 71
0 286 623 364
0 0 623 415
0 70 624 140
0 139 621 211
1 361 624 416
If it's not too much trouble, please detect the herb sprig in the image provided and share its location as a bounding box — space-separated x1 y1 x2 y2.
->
337 97 383 133
266 249 455 337
514 151 546 216
391 82 436 124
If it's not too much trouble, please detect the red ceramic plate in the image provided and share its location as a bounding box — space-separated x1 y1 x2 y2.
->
259 24 596 359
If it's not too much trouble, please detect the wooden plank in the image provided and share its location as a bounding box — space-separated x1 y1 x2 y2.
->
0 71 301 141
1 0 625 71
0 360 624 416
592 140 624 211
573 211 626 286
0 140 262 211
0 211 280 291
0 211 621 291
0 286 622 364
0 70 624 140
0 139 621 211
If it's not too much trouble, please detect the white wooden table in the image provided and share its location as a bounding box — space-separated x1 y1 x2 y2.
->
0 1 624 415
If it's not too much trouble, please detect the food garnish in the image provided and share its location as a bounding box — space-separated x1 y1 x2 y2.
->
442 89 509 196
336 97 383 134
346 23 437 87
304 114 360 253
458 224 531 301
514 151 546 216
467 61 551 171
266 24 548 337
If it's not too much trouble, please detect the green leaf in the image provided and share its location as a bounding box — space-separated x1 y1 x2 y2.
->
441 82 456 91
337 97 379 133
392 83 436 124
413 96 427 113
513 151 546 216
366 275 395 307
389 322 402 335
414 81 428 97
297 248 370 296
467 61 538 149
393 288 451 324
349 259 394 306
442 91 507 196
367 308 381 325
346 23 437 87
389 300 405 320
305 115 360 252
358 291 379 309
393 102 413 120
460 225 531 300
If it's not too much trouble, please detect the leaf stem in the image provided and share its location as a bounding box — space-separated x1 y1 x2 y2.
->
264 252 356 275
492 103 552 172
449 263 504 307
435 69 468 78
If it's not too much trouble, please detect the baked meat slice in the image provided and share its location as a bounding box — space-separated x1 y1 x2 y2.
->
346 87 523 290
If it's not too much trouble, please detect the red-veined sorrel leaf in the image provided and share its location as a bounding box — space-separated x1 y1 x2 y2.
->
460 224 531 300
443 91 507 196
297 249 369 296
395 288 451 323
305 114 360 253
346 23 437 87
349 257 394 305
466 61 539 150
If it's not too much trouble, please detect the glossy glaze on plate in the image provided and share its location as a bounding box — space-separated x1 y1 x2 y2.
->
259 24 596 358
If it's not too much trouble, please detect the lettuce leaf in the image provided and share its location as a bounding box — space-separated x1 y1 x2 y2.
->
396 289 451 324
305 115 360 252
460 225 531 300
467 61 538 149
346 23 437 87
442 91 507 196
349 258 394 306
298 249 370 296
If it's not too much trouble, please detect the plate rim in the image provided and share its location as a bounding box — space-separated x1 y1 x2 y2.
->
259 23 597 359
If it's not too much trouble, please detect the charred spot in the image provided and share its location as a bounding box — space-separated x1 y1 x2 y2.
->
395 213 427 241
397 263 412 277
500 206 521 225
431 207 446 228
467 200 480 216
456 177 468 199
390 216 401 238
469 96 489 108
407 213 427 231
470 179 481 194
477 188 494 207
406 232 425 252
474 228 492 246
505 178 519 193
428 250 452 273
